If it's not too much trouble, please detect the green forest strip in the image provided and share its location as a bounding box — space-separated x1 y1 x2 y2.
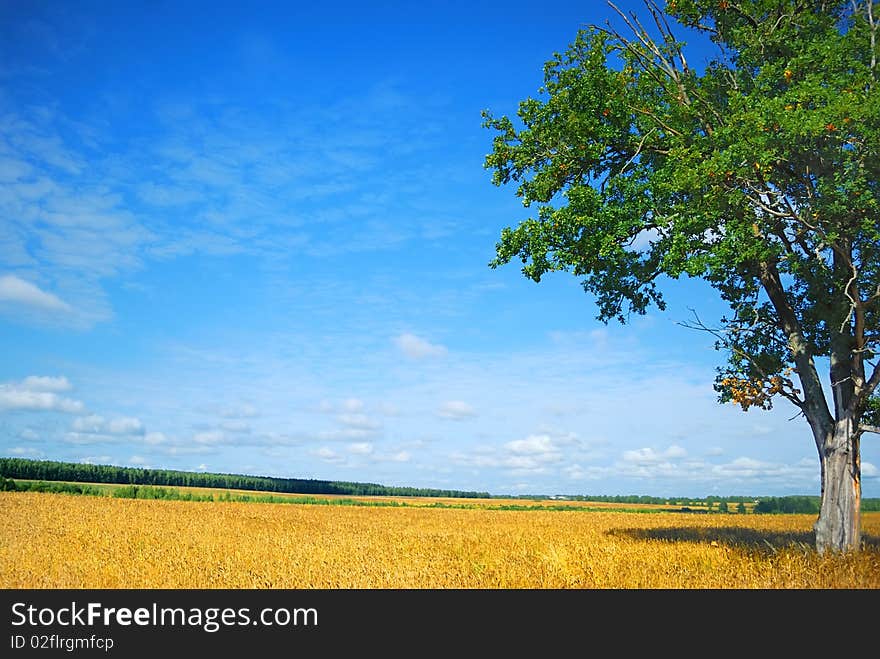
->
0 457 491 498
0 479 672 513
2 457 879 512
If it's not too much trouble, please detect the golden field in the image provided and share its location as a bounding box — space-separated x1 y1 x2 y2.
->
1 491 878 588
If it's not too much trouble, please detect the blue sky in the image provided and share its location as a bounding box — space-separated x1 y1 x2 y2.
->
1 0 876 498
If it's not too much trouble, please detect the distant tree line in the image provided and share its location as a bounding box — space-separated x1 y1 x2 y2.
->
0 457 491 499
521 494 762 505
0 478 104 496
525 492 880 513
3 457 879 511
531 494 677 504
751 496 817 514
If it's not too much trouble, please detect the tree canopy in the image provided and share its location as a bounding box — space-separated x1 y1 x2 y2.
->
483 0 880 552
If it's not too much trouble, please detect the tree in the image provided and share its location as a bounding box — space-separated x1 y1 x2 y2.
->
483 0 880 553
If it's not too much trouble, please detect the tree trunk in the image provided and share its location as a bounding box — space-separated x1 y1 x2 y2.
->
814 418 861 554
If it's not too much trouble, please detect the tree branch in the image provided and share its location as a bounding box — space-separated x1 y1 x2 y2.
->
679 309 806 409
617 128 655 176
758 260 833 437
625 104 683 137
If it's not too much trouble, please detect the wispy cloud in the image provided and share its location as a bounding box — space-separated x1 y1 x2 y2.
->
21 375 72 391
621 445 688 465
451 433 575 476
71 414 145 435
437 400 476 420
394 333 447 359
313 447 345 465
348 442 374 455
337 413 381 431
0 274 72 312
9 446 45 457
0 376 84 413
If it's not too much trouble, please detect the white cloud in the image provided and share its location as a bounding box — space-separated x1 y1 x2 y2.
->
394 332 447 359
348 442 374 455
219 403 259 418
450 434 569 476
622 445 688 465
449 450 498 468
9 447 43 457
0 376 82 413
315 425 379 441
193 430 229 445
621 448 659 465
503 455 554 473
64 432 117 444
562 464 609 481
506 434 557 455
722 457 766 472
144 432 167 445
21 375 72 392
72 415 105 433
106 417 144 435
437 400 476 420
389 450 411 462
627 227 662 253
72 414 144 435
314 447 346 464
337 413 381 430
18 428 39 440
0 387 84 413
78 456 114 465
863 462 878 478
0 274 72 312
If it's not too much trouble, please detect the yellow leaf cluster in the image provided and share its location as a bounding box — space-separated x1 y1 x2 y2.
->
720 374 799 411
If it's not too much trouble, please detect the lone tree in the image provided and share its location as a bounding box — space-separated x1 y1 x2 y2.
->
483 0 879 553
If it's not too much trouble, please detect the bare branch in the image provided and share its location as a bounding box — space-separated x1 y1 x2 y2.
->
617 128 655 176
625 103 683 136
839 262 860 334
645 0 690 73
679 308 806 409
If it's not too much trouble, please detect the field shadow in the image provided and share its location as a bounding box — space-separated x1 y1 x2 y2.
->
608 526 880 554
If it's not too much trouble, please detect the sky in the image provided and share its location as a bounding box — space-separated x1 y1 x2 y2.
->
1 0 876 498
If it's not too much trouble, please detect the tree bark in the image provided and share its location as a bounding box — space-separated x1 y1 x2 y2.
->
814 417 861 554
759 259 864 553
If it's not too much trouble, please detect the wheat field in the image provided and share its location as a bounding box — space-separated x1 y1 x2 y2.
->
1 491 878 588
